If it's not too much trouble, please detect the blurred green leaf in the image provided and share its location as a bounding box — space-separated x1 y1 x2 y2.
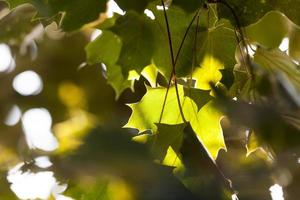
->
217 0 300 27
0 4 38 43
289 26 300 62
86 31 122 65
245 11 291 48
106 64 133 99
172 0 205 13
6 0 108 31
115 0 152 12
254 47 300 105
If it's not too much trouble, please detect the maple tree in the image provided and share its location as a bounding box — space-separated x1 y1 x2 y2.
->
1 0 300 199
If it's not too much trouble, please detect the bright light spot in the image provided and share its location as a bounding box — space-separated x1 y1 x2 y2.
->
107 0 125 18
35 156 52 169
7 162 70 200
245 129 250 137
22 108 58 151
279 37 289 52
13 70 43 96
232 97 238 101
247 45 257 57
293 59 299 65
78 62 87 70
270 184 284 200
101 63 107 72
4 105 21 126
144 9 155 20
232 194 239 200
90 29 103 41
156 4 169 10
0 43 15 72
101 63 108 78
56 195 75 200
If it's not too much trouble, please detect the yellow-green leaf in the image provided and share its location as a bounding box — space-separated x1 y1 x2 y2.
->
141 64 158 88
124 85 197 133
193 55 224 90
190 100 226 160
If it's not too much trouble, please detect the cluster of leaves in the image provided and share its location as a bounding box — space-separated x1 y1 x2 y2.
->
1 0 300 199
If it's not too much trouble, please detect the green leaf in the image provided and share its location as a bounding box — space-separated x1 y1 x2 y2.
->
193 55 224 90
190 100 226 160
151 6 197 78
184 88 213 110
106 64 133 99
50 0 108 31
229 47 256 101
85 31 143 99
223 100 300 153
141 64 158 87
193 19 237 90
110 11 155 75
254 47 300 105
133 123 186 173
289 26 300 62
124 85 198 133
245 11 291 48
6 0 37 8
162 146 184 173
217 0 300 27
85 31 122 65
114 0 151 12
229 66 253 99
0 4 38 43
171 0 205 13
246 131 262 157
7 0 108 31
152 123 185 162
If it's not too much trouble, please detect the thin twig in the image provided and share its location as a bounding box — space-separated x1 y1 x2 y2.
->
159 2 200 123
211 0 254 78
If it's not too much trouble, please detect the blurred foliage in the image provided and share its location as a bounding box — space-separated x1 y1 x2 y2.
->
1 0 300 199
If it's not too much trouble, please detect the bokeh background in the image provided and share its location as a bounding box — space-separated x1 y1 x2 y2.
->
0 1 300 200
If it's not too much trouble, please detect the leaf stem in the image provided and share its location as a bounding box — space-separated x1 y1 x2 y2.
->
158 2 200 124
210 0 254 79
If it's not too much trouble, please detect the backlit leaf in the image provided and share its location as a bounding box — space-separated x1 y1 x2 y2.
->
151 6 196 78
124 85 197 133
245 11 291 49
190 100 226 160
152 123 185 161
141 64 158 88
194 19 237 89
193 55 224 90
